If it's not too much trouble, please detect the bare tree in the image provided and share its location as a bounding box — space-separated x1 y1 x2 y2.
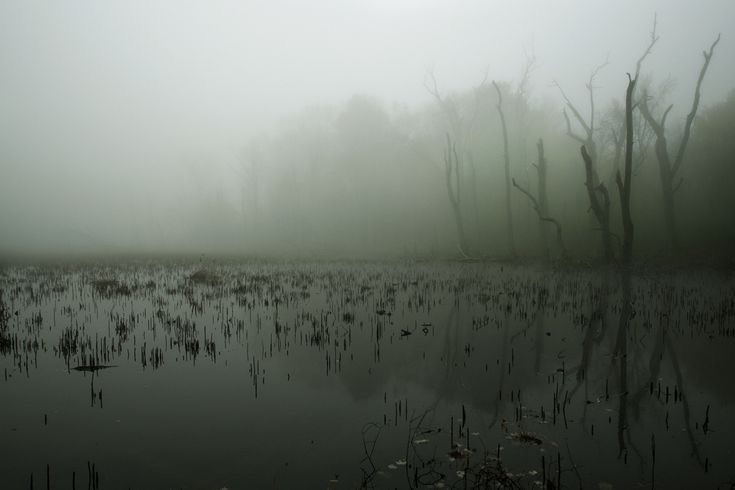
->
617 75 637 266
514 53 538 171
443 134 471 257
556 59 610 258
600 80 663 186
514 138 553 258
492 80 516 256
608 18 658 265
580 145 614 261
633 15 659 84
573 18 660 263
511 177 567 259
600 105 625 185
425 69 487 253
555 57 608 176
425 70 465 145
534 139 550 257
601 16 659 185
639 34 720 250
466 152 482 248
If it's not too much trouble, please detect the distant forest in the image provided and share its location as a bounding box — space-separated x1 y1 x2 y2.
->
219 25 731 261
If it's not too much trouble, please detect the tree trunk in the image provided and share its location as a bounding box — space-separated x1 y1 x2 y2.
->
444 135 470 256
467 153 482 251
536 139 550 258
493 81 516 257
639 34 719 252
449 201 470 256
616 76 636 266
511 177 567 259
661 174 679 250
581 145 613 262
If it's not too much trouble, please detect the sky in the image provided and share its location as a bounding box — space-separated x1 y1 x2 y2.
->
0 0 733 254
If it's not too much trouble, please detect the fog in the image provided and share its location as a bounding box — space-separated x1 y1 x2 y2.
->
1 0 734 258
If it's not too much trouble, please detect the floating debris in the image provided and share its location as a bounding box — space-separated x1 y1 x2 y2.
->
509 431 543 445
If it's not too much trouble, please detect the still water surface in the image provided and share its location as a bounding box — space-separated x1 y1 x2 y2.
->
1 261 733 489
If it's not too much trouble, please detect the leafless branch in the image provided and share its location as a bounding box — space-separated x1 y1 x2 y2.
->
634 14 659 80
563 109 587 144
512 178 567 258
587 55 610 133
672 33 721 176
517 51 538 101
554 79 592 137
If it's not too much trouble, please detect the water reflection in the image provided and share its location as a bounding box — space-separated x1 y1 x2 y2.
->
0 262 733 488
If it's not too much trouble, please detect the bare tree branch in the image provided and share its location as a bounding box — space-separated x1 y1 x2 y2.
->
512 178 567 258
617 75 637 265
442 134 471 257
424 69 462 139
660 104 674 130
563 109 587 144
638 95 666 138
466 68 490 145
634 14 659 81
587 55 610 134
493 80 516 256
554 79 593 136
672 33 721 176
517 52 538 102
581 144 613 261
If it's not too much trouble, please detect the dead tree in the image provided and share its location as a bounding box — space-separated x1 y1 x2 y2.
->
512 177 567 259
556 60 609 258
492 80 516 256
443 134 470 257
607 115 625 184
633 15 659 89
555 58 608 178
617 75 637 266
639 34 720 250
425 70 465 146
605 16 659 185
514 53 538 174
534 139 550 257
466 152 482 247
580 145 614 261
425 70 486 253
611 15 659 180
608 20 658 265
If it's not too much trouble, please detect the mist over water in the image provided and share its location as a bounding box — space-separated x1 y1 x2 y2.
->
2 2 735 490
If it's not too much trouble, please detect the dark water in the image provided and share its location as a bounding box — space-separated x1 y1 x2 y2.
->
1 261 734 489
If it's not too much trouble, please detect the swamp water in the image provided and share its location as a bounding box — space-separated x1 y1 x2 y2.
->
1 261 734 489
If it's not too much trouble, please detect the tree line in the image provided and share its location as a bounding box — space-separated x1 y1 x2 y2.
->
233 20 728 261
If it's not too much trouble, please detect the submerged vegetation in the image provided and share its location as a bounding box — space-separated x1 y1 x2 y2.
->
1 260 735 488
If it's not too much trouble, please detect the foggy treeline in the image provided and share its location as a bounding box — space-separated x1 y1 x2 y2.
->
1 3 733 261
232 66 734 259
169 29 734 260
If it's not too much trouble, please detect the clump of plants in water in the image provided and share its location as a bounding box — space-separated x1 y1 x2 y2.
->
0 291 10 353
189 268 222 285
90 278 131 298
